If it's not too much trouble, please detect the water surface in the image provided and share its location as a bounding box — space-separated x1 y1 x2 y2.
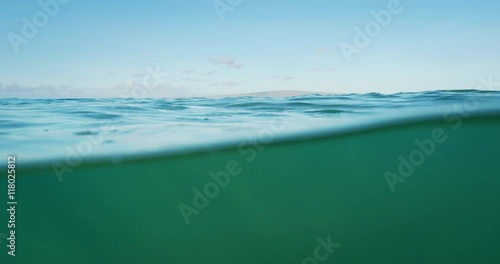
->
1 90 499 162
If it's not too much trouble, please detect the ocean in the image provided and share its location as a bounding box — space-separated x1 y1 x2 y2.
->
2 90 500 162
1 90 500 263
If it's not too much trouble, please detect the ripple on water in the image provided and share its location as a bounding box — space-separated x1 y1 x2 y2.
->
73 130 100 136
66 111 122 120
153 102 188 111
0 120 33 129
304 109 346 114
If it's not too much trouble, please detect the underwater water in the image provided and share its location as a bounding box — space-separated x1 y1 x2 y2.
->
1 90 500 263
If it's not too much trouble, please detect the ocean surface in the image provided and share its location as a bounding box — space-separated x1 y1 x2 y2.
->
1 90 500 162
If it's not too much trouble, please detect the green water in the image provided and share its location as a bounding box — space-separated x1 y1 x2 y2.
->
2 110 500 263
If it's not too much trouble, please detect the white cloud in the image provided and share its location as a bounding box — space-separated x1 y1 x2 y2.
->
0 82 196 98
272 74 294 81
318 48 330 54
311 67 338 72
0 84 92 98
200 71 218 76
183 77 206 82
131 72 146 77
211 81 245 87
209 57 243 69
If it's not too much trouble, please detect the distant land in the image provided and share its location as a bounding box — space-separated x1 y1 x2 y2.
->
215 90 335 98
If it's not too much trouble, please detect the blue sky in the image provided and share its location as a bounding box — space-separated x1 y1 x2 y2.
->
1 0 500 97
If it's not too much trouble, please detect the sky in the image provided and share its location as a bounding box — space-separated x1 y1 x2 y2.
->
1 0 500 98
